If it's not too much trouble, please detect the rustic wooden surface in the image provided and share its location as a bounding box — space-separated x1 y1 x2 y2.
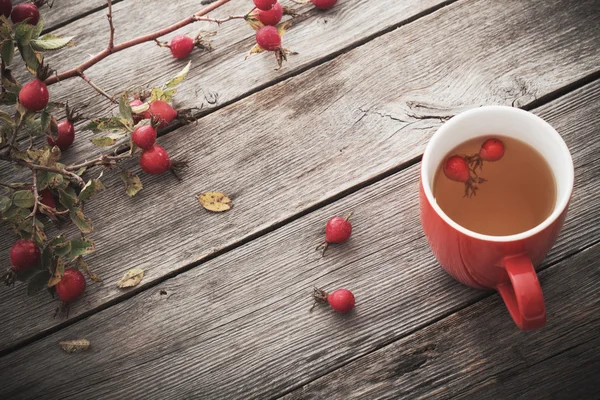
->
1 0 599 354
0 80 598 398
0 0 599 398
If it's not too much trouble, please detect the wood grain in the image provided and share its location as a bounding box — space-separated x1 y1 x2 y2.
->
0 80 598 399
282 243 600 400
13 0 113 32
0 0 598 353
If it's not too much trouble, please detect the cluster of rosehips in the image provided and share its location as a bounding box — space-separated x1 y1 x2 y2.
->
443 138 505 197
4 239 86 303
130 99 178 175
313 212 356 314
252 0 338 55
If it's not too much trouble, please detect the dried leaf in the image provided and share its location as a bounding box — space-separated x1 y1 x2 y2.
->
131 102 149 115
119 170 143 197
47 258 64 287
118 93 133 123
276 21 292 37
198 192 232 213
90 133 125 147
117 268 144 288
78 178 105 202
164 61 191 89
77 257 101 282
86 117 128 133
59 339 90 354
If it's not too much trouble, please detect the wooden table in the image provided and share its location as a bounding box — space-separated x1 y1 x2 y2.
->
1 0 599 398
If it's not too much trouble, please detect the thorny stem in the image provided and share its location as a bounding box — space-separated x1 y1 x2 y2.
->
193 15 246 24
79 72 117 104
44 0 233 85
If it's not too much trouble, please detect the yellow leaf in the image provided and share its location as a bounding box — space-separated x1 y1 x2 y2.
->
47 259 64 288
59 339 90 353
117 268 144 288
198 192 232 213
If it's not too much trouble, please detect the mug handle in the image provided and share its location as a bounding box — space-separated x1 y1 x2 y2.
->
496 254 546 330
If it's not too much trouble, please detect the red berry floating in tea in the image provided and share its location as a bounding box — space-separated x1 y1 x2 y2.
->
443 156 470 183
479 138 505 161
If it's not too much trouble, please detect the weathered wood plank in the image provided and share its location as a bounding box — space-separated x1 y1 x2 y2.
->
0 0 598 353
13 0 112 32
21 0 451 165
0 80 598 398
282 243 600 400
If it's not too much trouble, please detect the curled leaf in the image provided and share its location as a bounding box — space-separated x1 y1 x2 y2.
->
117 268 144 288
198 192 232 213
119 170 143 197
59 339 90 354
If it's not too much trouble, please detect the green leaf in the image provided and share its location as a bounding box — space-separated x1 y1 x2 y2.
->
27 270 52 295
0 15 12 40
119 93 133 123
41 243 53 270
40 111 50 132
57 187 78 209
149 88 163 102
14 22 35 46
15 268 36 282
164 61 191 89
90 132 126 147
13 190 35 208
31 34 75 52
1 40 14 66
78 178 105 202
86 117 128 133
32 18 44 39
69 239 96 258
53 241 71 257
70 208 93 233
0 195 12 213
120 170 143 197
17 44 40 74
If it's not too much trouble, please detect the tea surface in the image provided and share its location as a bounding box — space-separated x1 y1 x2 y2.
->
433 136 556 236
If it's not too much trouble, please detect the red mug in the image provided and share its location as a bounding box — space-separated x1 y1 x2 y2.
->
419 106 574 330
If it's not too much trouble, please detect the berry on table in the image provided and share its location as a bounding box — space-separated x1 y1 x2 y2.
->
317 212 353 256
3 239 41 286
256 26 281 51
142 100 177 129
132 125 157 150
19 78 49 112
479 138 505 162
443 155 470 183
56 268 86 303
312 287 356 313
253 0 277 11
139 145 171 175
170 35 195 59
311 0 338 10
11 3 39 25
0 0 12 18
257 2 283 26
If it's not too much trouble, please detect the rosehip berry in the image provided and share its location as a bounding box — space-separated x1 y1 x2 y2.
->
253 0 277 11
139 145 171 175
0 0 12 18
170 35 194 59
317 213 353 256
56 268 86 303
19 78 49 112
11 3 39 25
130 99 145 123
38 188 56 210
10 239 40 271
312 287 355 313
142 100 177 129
479 138 505 162
132 125 157 150
311 0 338 9
256 26 281 51
327 289 356 313
443 155 470 183
257 2 283 26
47 120 75 151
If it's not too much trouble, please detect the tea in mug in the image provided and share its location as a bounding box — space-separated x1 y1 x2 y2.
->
433 136 556 236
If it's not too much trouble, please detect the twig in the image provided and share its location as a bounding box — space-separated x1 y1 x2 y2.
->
79 72 116 104
29 169 39 225
17 161 86 187
45 0 232 85
192 15 246 24
65 150 133 171
107 0 115 51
